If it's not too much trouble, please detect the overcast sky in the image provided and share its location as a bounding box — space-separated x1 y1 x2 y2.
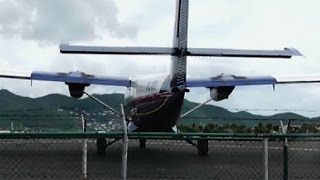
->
1 0 320 117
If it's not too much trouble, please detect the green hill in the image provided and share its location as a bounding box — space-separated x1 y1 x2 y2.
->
0 90 49 110
180 99 314 127
0 89 317 131
0 90 125 131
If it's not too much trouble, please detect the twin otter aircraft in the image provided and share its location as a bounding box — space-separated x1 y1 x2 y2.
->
1 0 320 156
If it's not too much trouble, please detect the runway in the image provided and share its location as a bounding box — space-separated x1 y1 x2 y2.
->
0 138 320 179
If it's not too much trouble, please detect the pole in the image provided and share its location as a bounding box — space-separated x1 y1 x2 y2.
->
121 104 128 180
263 138 268 180
283 137 288 180
82 113 88 180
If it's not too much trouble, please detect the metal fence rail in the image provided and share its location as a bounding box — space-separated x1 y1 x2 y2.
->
0 132 320 179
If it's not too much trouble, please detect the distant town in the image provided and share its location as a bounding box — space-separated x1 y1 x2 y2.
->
0 89 320 134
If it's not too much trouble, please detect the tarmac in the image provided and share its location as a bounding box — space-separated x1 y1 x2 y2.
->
0 138 320 179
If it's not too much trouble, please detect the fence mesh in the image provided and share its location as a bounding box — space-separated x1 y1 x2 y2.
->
0 135 320 179
288 140 320 180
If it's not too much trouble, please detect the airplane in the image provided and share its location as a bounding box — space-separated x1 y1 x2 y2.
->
1 0 320 156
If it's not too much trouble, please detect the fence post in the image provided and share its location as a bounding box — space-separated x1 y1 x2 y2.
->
82 113 88 180
263 138 268 180
121 104 128 180
283 137 288 180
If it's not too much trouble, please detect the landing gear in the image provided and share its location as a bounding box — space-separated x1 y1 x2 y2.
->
139 139 146 149
97 137 107 155
185 139 209 156
197 139 208 157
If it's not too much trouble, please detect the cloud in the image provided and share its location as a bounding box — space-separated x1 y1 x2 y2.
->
1 0 320 118
0 0 138 44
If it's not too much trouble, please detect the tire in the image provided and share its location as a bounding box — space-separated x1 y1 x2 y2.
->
139 139 146 149
197 139 208 157
97 138 107 155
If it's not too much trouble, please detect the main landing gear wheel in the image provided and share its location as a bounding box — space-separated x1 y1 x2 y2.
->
139 139 146 149
97 137 107 155
197 139 208 157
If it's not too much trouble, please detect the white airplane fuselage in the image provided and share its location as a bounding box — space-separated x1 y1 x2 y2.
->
122 0 189 132
124 73 186 132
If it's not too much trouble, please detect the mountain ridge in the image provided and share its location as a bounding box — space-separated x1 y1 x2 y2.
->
0 89 317 130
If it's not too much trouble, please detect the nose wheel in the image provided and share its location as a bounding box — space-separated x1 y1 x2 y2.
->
197 139 208 157
139 139 146 149
185 138 209 156
97 138 107 155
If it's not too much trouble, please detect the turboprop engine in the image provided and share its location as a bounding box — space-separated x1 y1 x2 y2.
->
66 83 90 98
210 86 235 101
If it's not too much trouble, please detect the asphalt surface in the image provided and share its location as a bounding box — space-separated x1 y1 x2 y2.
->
0 138 320 179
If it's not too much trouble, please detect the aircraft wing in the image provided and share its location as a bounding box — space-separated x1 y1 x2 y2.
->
0 70 130 87
60 44 302 58
187 48 302 58
186 74 320 87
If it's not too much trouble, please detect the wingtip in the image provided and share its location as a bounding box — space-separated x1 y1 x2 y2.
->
59 43 69 50
284 47 303 57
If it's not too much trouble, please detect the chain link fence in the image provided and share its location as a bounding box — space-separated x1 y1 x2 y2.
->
0 133 320 179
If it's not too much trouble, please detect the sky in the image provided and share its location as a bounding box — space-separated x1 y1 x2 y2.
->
1 0 320 117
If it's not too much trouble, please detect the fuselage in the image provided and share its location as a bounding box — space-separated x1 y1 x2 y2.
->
124 74 185 132
123 0 189 132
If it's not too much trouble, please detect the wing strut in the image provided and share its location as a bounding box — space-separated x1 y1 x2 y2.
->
83 91 121 117
181 98 212 118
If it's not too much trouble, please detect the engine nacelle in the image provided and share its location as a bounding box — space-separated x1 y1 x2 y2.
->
210 86 235 101
66 83 90 99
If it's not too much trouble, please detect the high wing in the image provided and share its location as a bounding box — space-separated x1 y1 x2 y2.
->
0 70 131 87
186 74 320 87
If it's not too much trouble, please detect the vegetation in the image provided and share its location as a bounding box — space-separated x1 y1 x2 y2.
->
178 122 320 133
0 89 319 133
